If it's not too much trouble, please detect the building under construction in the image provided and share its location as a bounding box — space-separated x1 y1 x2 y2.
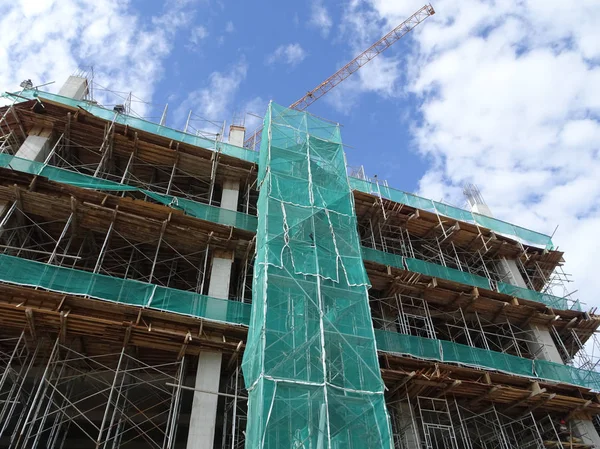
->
2 41 600 449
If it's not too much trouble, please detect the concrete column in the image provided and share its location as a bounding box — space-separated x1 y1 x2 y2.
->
186 251 234 449
228 125 245 148
2 120 55 230
471 202 493 218
219 178 240 230
1 76 87 228
57 76 89 100
572 419 600 447
221 178 240 212
13 76 88 163
187 352 223 449
500 252 599 441
397 403 421 448
469 203 563 362
496 252 564 363
496 257 528 289
14 126 54 162
207 249 234 320
527 324 563 363
187 181 239 449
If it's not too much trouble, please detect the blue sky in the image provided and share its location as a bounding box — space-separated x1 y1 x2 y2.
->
1 0 599 308
136 0 425 193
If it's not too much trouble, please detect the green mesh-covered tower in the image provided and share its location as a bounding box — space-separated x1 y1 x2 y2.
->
242 102 393 448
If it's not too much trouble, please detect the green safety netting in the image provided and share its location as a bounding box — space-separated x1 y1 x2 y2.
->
440 339 534 377
1 149 577 314
374 329 600 391
405 257 491 290
0 153 258 232
349 177 554 250
0 243 598 393
361 246 579 312
4 90 259 164
0 253 250 325
361 246 405 268
375 331 442 361
242 103 393 449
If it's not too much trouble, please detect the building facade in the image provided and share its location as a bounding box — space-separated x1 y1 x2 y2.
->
0 76 600 448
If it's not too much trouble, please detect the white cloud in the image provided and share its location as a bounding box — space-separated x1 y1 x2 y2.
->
225 20 234 33
323 0 407 113
266 43 307 68
189 25 209 46
0 0 192 116
342 0 600 308
309 0 333 38
324 55 402 113
177 60 248 135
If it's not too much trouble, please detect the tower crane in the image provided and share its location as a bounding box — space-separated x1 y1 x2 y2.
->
244 4 435 149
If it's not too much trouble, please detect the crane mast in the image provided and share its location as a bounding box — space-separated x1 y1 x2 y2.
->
244 4 435 149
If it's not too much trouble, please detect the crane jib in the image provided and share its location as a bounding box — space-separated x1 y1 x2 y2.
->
243 3 435 149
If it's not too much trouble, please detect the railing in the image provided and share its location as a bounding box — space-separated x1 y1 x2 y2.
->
361 246 580 312
3 90 259 164
375 329 600 392
0 253 250 326
0 252 595 392
0 154 258 232
349 177 554 250
3 90 554 251
0 155 578 311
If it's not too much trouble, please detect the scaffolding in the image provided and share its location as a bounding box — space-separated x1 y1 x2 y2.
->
371 293 549 360
221 365 247 449
0 335 187 449
349 176 554 250
0 332 35 444
387 392 598 449
1 82 600 449
0 108 259 217
358 216 575 307
4 90 259 164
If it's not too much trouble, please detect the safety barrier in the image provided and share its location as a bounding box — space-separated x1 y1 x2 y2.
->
0 252 595 392
4 90 552 249
361 246 579 311
375 329 600 391
0 154 577 312
5 90 259 163
0 154 258 232
349 177 554 250
0 253 250 325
